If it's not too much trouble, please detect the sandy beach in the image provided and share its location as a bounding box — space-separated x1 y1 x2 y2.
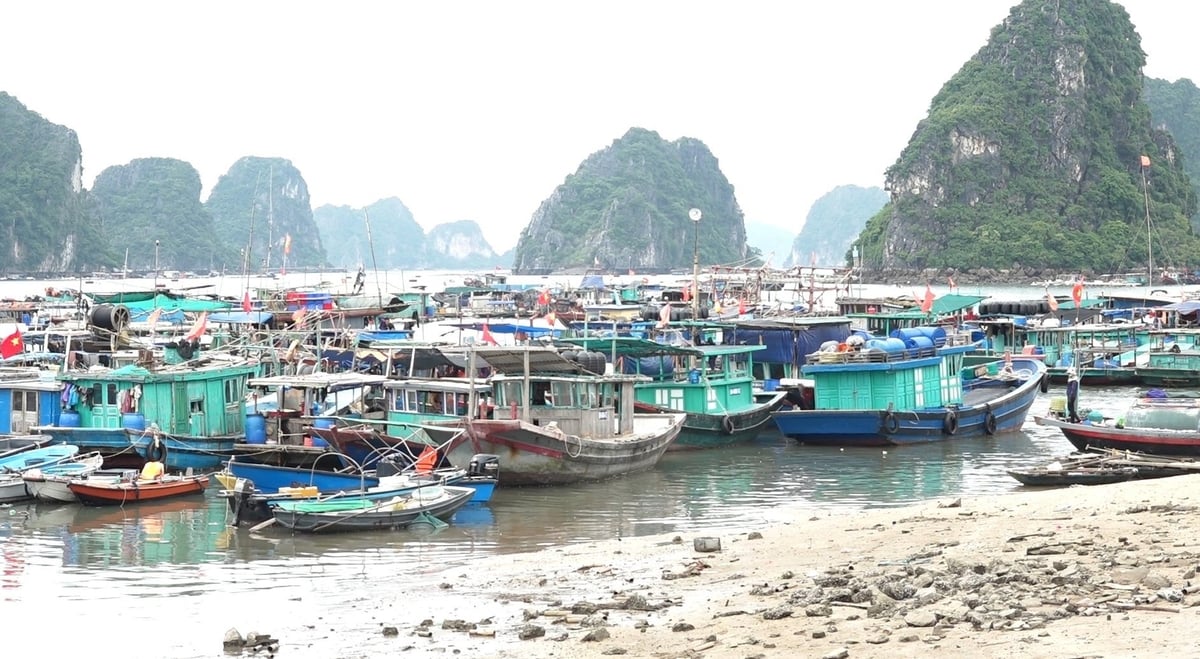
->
370 474 1200 658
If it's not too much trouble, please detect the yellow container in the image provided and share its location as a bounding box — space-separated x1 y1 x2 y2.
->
279 486 319 498
1049 396 1067 414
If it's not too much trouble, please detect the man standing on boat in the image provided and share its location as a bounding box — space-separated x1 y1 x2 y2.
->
1065 368 1081 423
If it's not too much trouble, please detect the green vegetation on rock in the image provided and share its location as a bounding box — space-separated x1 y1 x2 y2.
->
1144 77 1200 232
513 128 750 272
784 185 886 267
855 0 1200 274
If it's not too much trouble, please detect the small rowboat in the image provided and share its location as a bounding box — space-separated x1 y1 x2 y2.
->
270 484 474 533
23 452 106 502
68 473 209 506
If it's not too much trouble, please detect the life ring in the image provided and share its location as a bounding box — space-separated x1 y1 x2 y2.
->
144 436 167 462
882 411 900 434
943 410 959 435
1039 374 1049 393
983 409 997 435
721 416 736 435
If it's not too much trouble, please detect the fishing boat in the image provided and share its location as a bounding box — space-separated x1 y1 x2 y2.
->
68 470 209 506
0 444 80 502
452 346 685 485
771 326 1047 446
35 358 258 471
22 451 105 502
1034 392 1200 456
561 337 786 449
1133 329 1200 387
269 484 475 533
1007 449 1196 486
222 454 380 493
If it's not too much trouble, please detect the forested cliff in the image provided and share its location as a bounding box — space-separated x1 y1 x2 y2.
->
855 0 1199 275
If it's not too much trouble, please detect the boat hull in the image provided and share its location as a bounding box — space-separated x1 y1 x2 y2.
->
772 360 1046 447
35 427 235 471
226 459 380 493
452 413 684 485
1134 368 1200 388
1034 415 1200 457
641 392 786 450
0 476 28 503
270 485 475 533
1046 367 1140 386
309 424 467 470
68 474 208 506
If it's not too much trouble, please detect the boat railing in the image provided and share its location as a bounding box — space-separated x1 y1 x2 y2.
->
806 346 940 365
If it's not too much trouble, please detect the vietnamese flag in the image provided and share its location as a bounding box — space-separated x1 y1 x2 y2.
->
1072 278 1084 306
481 323 499 346
1047 291 1059 312
920 284 934 313
1140 155 1151 168
0 329 23 359
242 291 252 312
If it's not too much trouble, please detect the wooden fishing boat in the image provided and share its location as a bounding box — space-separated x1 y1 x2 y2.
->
772 327 1047 446
1008 449 1200 486
0 444 80 502
23 451 106 502
450 346 684 485
562 337 787 449
270 484 475 533
1034 393 1200 457
68 472 208 506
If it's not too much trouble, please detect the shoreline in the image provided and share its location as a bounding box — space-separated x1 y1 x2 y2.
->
372 475 1200 658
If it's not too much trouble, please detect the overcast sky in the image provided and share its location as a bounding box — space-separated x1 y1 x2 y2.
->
3 2 1194 253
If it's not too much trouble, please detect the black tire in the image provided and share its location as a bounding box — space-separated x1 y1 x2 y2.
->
943 410 958 435
883 411 900 434
721 416 735 435
1039 374 1049 393
145 437 167 462
983 410 997 435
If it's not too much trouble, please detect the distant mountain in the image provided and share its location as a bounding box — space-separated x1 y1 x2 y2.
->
513 127 750 273
788 186 887 267
88 158 231 272
206 156 326 270
0 92 97 272
1144 77 1200 231
314 198 501 269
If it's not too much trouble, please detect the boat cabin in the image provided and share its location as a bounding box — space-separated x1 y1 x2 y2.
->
247 372 389 444
59 360 257 437
383 378 491 435
0 368 61 433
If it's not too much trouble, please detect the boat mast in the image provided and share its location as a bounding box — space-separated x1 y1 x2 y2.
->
363 209 383 308
264 165 274 273
1141 158 1153 287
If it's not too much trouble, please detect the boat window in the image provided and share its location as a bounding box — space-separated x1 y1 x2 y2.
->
191 399 204 414
495 380 522 406
550 381 574 407
106 383 117 406
13 391 24 412
404 390 418 412
24 391 37 413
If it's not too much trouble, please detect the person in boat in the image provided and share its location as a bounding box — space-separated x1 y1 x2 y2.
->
140 460 165 482
1065 367 1081 423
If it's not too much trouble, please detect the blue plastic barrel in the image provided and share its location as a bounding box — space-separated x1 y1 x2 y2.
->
688 369 701 384
907 335 934 352
309 417 335 448
121 412 146 431
245 413 267 445
58 410 81 427
867 337 907 354
763 379 780 392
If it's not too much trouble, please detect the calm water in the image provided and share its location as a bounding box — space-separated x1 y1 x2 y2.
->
0 384 1136 658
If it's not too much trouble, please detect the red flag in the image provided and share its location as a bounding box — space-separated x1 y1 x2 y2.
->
146 307 163 329
0 329 23 359
1047 291 1059 311
948 276 956 289
481 323 499 346
242 291 252 312
682 285 691 302
1071 278 1084 306
545 311 557 328
183 312 208 342
1140 155 1151 168
738 298 747 314
920 285 934 313
537 289 550 306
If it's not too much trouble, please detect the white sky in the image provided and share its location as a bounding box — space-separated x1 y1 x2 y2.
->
2 1 1194 252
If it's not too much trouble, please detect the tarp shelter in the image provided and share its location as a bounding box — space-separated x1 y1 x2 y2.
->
719 317 853 378
209 311 274 325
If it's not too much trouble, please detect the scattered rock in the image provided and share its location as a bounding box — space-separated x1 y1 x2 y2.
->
747 531 764 540
518 624 546 641
904 610 938 628
866 633 890 644
804 604 831 617
381 626 398 637
601 649 629 655
821 649 849 659
672 622 696 632
222 629 244 652
694 537 721 553
582 628 611 642
762 605 794 620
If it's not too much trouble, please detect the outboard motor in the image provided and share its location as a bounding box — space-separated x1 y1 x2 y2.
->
375 455 406 478
229 477 257 527
467 454 500 479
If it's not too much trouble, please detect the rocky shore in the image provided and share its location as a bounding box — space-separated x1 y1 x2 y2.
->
368 475 1200 658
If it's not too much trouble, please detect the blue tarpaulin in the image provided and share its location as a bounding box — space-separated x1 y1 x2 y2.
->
721 321 851 368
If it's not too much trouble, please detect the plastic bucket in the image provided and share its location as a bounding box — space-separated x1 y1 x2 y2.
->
763 379 780 392
309 417 335 448
245 413 267 445
688 369 701 384
121 412 146 431
58 410 81 427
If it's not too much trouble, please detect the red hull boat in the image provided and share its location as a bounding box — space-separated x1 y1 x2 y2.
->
68 474 209 506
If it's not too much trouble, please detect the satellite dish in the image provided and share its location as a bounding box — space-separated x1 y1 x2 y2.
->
688 208 702 221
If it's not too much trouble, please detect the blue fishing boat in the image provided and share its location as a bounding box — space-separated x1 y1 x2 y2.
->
225 456 380 493
771 326 1046 446
561 337 786 449
35 360 258 471
0 444 79 502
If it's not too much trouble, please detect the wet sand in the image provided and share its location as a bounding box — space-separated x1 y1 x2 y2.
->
375 474 1200 658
